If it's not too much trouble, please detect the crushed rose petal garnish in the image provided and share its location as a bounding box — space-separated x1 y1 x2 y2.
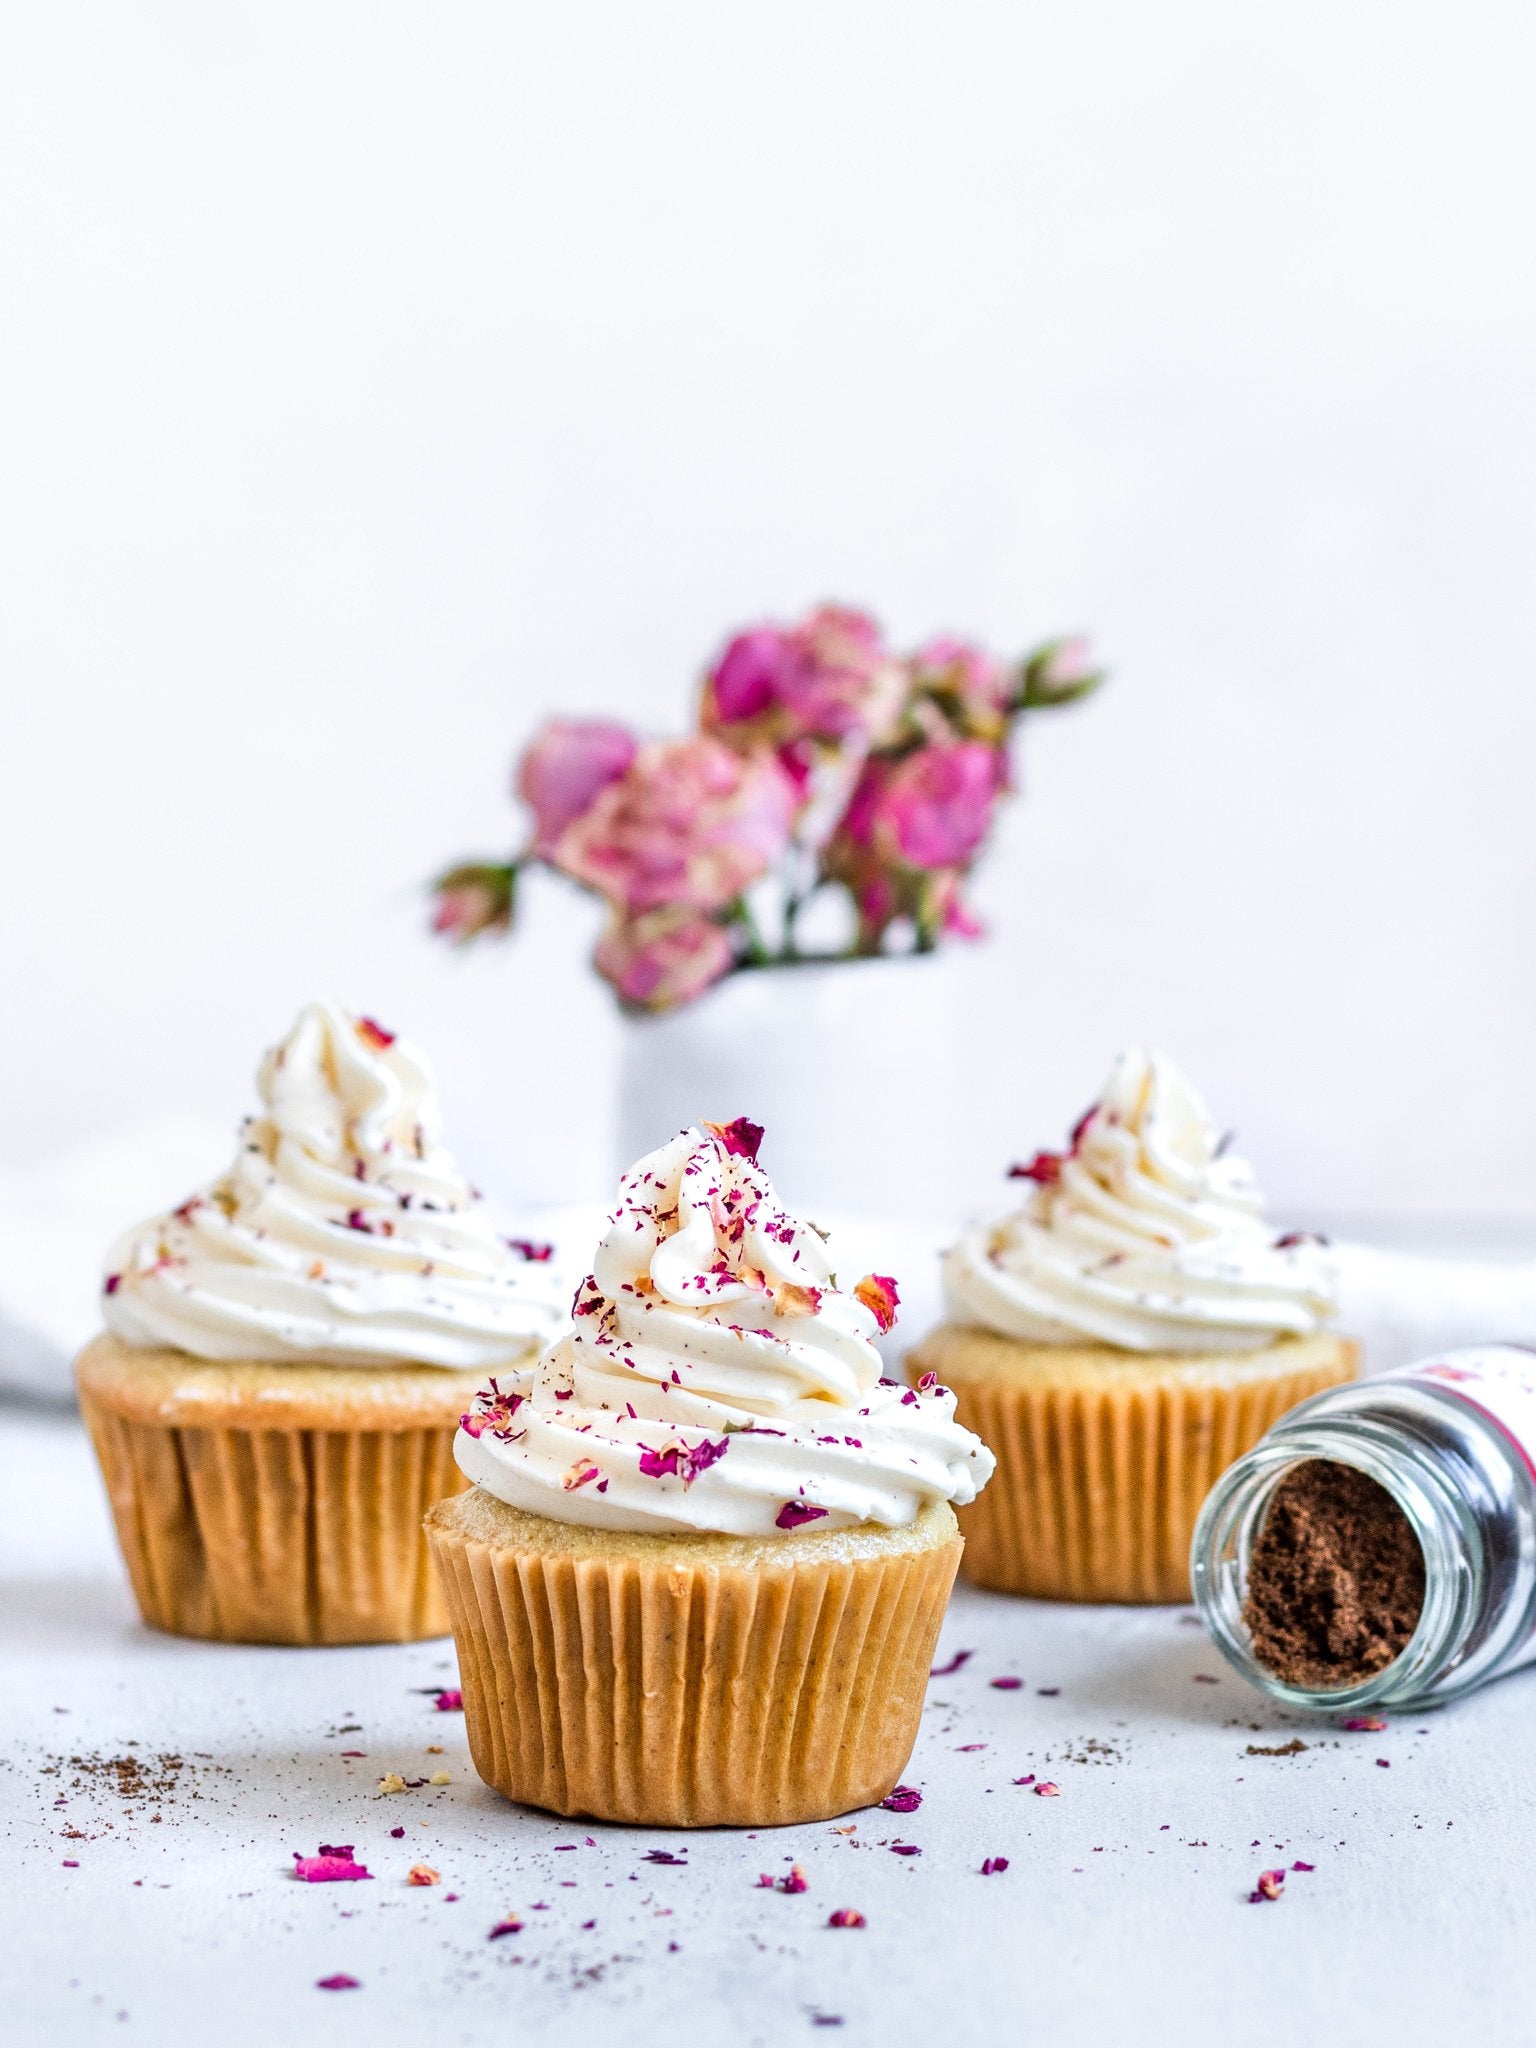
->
880 1786 921 1814
637 1437 730 1488
1292 1860 1315 1872
1249 1869 1286 1902
775 1500 828 1531
827 1909 866 1928
991 1677 1023 1691
980 1857 1009 1876
488 1915 523 1939
407 1864 440 1887
434 1689 463 1713
293 1847 373 1883
1012 1775 1036 1787
889 1844 921 1857
505 1238 555 1262
1034 1781 1061 1797
1342 1715 1388 1732
1008 1151 1062 1185
703 1117 765 1163
316 1974 361 1991
853 1273 900 1333
643 1850 688 1866
773 1281 823 1318
355 1016 396 1050
760 1864 808 1894
929 1649 973 1678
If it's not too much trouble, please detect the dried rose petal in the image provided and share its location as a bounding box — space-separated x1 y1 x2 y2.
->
355 1016 396 1050
1034 1781 1061 1798
776 1500 828 1531
880 1786 921 1814
294 1848 373 1883
980 1856 1009 1876
488 1915 523 1939
316 1974 361 1991
929 1649 973 1678
703 1117 765 1162
643 1850 688 1866
773 1281 823 1318
434 1689 463 1713
1291 1860 1315 1872
780 1864 808 1894
637 1437 730 1488
1012 1775 1036 1787
1008 1151 1063 1185
853 1273 900 1333
1375 1758 1391 1768
505 1238 554 1262
389 1826 405 1839
827 1909 866 1928
1341 1715 1388 1732
407 1864 440 1887
562 1457 602 1491
991 1677 1023 1691
104 1274 122 1295
1250 1869 1286 1902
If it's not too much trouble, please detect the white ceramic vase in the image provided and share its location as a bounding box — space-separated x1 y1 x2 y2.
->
615 954 959 1219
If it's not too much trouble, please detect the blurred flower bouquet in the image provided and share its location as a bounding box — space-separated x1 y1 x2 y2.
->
433 604 1103 1013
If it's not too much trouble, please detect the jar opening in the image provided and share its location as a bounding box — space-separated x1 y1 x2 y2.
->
1240 1457 1427 1692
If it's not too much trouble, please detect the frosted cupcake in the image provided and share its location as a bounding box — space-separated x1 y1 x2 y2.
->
909 1048 1355 1603
425 1118 994 1827
76 1003 564 1645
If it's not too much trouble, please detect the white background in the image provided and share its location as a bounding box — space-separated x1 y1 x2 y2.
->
3 1 1534 1226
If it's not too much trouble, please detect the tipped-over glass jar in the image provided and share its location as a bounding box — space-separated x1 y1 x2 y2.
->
1192 1346 1536 1712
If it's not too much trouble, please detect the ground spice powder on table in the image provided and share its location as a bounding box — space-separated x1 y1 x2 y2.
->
1242 1459 1426 1689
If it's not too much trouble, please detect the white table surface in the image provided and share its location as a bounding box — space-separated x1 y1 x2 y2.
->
5 1400 1534 2048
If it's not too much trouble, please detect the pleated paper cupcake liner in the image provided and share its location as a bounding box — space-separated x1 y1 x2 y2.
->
915 1335 1356 1604
79 1389 468 1644
425 1491 963 1827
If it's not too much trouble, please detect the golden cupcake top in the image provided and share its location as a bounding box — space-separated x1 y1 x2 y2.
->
102 1002 565 1369
943 1047 1339 1353
455 1120 995 1535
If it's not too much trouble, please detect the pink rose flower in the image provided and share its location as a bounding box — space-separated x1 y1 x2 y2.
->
595 909 735 1011
517 720 637 856
552 736 796 915
704 604 905 751
708 627 809 724
840 741 1003 871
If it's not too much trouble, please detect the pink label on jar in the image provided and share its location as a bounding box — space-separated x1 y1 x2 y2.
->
1383 1344 1536 1481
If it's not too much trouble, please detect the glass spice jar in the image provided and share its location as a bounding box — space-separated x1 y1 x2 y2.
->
1191 1345 1536 1712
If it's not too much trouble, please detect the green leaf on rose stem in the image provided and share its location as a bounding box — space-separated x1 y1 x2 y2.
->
1017 637 1108 711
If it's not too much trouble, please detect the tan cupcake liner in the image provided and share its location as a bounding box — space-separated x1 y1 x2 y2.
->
77 1337 479 1645
425 1488 962 1827
909 1328 1357 1604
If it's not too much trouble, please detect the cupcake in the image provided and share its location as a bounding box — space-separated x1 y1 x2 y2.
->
77 1002 565 1645
909 1048 1356 1603
425 1118 994 1827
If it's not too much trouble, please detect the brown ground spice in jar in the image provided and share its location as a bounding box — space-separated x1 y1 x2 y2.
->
1242 1458 1426 1689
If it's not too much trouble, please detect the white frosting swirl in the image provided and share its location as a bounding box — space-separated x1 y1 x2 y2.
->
943 1048 1338 1353
456 1124 994 1535
102 1002 564 1368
